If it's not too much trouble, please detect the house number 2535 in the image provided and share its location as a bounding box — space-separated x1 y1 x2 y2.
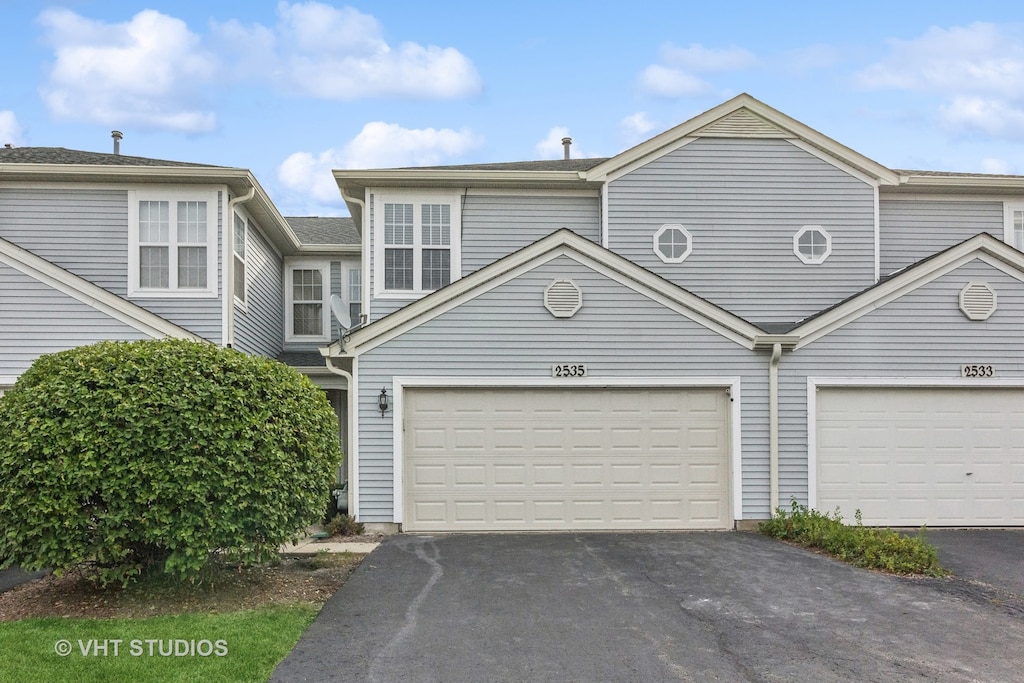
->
552 364 588 378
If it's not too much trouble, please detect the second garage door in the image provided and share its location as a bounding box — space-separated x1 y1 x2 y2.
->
816 386 1024 526
403 386 732 532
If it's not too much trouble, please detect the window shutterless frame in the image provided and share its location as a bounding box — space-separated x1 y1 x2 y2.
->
372 192 462 298
285 260 331 342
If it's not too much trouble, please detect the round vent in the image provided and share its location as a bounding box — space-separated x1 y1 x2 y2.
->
959 282 997 321
544 279 582 318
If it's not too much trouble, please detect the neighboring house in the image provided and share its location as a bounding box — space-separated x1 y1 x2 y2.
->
0 147 361 473
4 93 1024 534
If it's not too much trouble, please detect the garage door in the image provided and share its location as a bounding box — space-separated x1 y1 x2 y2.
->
403 386 731 532
817 387 1024 526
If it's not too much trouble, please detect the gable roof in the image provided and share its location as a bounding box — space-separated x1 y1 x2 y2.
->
0 235 201 340
325 229 766 357
0 146 223 167
787 232 1024 348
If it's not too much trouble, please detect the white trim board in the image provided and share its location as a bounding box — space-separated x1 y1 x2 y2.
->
390 376 744 526
805 376 1024 510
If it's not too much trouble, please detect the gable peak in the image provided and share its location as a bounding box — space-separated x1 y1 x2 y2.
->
693 107 794 139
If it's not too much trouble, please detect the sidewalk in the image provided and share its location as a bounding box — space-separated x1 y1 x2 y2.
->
280 533 381 555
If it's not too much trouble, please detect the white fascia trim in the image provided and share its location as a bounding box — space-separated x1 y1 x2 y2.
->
0 236 200 339
463 188 599 197
806 376 1024 509
342 233 761 355
297 244 361 255
792 235 1024 349
899 174 1024 191
390 375 744 525
880 192 1019 202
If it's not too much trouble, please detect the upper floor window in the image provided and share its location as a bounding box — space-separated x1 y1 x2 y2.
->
233 213 247 305
286 261 330 342
348 267 362 324
129 190 218 298
653 224 692 263
793 225 832 264
373 194 461 297
1005 202 1024 250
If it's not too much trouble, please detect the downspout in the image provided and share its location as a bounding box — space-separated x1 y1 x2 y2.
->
324 356 355 518
769 342 782 513
225 187 256 347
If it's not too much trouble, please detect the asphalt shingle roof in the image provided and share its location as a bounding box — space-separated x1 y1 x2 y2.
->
0 146 224 168
398 158 610 172
285 216 360 245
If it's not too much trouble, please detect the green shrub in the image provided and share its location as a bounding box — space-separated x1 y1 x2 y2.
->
0 339 342 585
759 500 945 576
326 513 364 537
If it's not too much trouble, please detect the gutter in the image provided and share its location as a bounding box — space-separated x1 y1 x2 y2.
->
225 186 256 348
769 342 782 513
340 186 368 326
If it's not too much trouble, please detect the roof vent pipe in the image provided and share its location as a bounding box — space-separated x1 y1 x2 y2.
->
111 130 123 155
3 143 12 149
562 137 571 160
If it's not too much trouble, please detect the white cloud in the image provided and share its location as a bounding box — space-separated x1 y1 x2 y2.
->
0 111 25 146
637 42 756 98
980 157 1013 175
620 112 658 146
278 122 484 204
214 2 482 99
38 8 218 132
940 96 1024 140
534 127 596 159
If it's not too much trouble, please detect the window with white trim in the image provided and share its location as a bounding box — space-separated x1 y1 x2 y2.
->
233 213 247 305
374 194 461 296
286 262 330 341
129 191 218 297
1005 202 1024 250
793 225 832 264
653 224 692 263
348 268 362 323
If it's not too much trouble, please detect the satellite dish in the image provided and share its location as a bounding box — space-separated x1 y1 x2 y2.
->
330 294 351 330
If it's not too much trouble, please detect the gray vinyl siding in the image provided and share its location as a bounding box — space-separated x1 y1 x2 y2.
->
879 199 1003 274
461 194 600 274
367 193 600 323
356 254 770 523
0 262 150 377
779 259 1024 509
0 188 128 292
607 138 876 327
0 185 224 344
233 223 282 357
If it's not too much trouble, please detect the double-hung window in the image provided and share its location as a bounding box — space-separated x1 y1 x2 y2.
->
374 194 460 296
129 191 218 297
233 213 247 305
348 268 362 323
1006 202 1024 250
286 262 330 341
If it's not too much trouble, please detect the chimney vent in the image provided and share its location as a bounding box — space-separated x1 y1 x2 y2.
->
111 130 123 155
562 137 572 160
3 143 12 149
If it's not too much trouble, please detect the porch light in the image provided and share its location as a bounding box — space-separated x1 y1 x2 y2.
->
378 387 389 417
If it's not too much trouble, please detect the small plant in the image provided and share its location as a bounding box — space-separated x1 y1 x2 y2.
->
326 513 364 538
760 500 946 577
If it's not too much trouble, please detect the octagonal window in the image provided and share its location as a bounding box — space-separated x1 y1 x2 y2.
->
653 224 692 263
793 225 831 264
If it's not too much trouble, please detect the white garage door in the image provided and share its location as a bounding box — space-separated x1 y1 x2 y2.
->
817 386 1024 526
403 386 731 532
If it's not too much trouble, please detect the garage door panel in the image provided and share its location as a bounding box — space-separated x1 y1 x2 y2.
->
404 387 731 531
817 387 1024 527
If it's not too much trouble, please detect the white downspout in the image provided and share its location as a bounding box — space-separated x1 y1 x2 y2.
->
324 356 356 519
225 187 256 348
769 342 782 513
339 186 368 323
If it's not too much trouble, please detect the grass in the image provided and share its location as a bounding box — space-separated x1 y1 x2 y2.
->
0 605 317 683
759 501 947 577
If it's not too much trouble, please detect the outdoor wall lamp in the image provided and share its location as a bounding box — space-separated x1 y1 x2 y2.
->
378 387 389 417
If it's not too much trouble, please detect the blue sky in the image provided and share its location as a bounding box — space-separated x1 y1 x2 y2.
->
3 1 1024 216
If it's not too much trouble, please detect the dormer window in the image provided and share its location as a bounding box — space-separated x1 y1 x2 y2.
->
793 225 832 264
373 194 461 297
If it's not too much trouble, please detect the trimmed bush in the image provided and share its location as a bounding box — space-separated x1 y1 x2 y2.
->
759 500 946 576
0 339 342 585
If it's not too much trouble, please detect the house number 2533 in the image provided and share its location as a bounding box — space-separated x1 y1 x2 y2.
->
552 364 588 378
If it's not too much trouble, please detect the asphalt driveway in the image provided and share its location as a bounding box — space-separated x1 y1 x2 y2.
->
923 529 1024 597
272 532 1024 682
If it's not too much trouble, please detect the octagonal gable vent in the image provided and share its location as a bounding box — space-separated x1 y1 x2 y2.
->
959 282 997 321
544 279 582 318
